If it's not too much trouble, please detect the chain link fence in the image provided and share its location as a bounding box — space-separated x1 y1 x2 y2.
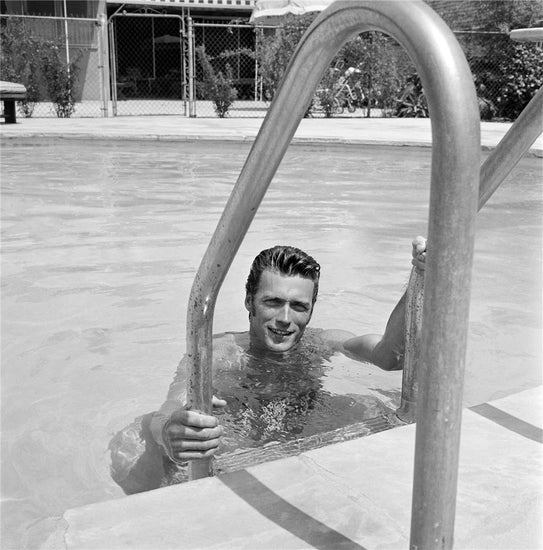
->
146 21 542 120
2 10 541 120
455 31 542 120
251 27 542 121
0 14 106 118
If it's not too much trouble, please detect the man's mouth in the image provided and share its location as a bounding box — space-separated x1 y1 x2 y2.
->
268 327 294 337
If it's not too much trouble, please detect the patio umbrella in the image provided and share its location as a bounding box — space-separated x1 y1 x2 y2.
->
154 34 182 44
250 0 333 23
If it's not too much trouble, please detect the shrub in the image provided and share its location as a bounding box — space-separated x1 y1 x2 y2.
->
395 74 429 118
477 95 497 121
196 46 237 118
41 44 80 118
467 39 543 121
0 19 43 117
315 87 338 118
315 68 342 117
495 42 543 120
0 18 80 118
458 25 542 121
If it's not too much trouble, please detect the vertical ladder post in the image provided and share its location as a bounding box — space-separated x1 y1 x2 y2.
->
397 266 424 424
97 12 109 118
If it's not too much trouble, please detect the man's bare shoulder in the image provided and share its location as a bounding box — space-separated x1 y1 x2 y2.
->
212 331 249 369
319 329 357 349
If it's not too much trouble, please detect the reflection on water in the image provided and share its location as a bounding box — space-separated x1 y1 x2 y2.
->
1 139 541 548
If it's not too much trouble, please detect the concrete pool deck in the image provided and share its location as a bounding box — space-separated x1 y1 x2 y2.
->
1 116 542 155
42 386 542 549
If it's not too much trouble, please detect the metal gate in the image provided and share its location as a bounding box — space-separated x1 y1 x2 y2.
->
107 7 267 118
108 9 189 116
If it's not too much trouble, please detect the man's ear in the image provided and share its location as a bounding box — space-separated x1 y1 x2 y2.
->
244 294 252 312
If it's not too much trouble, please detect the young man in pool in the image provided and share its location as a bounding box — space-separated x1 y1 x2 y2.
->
110 238 426 492
110 237 426 493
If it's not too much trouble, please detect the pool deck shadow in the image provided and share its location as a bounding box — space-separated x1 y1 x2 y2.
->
43 386 542 550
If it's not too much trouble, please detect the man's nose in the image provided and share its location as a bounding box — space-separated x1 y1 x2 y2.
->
277 304 291 324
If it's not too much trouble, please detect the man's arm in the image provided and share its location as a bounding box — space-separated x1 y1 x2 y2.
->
110 358 226 492
146 333 248 467
342 291 407 370
325 237 426 371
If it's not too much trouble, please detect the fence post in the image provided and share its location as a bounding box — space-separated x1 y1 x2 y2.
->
254 30 258 102
187 16 196 117
97 12 109 117
108 20 118 116
62 0 70 68
181 17 187 116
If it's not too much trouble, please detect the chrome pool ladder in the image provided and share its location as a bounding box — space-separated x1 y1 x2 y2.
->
184 1 543 548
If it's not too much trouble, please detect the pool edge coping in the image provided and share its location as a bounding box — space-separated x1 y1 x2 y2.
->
1 131 542 157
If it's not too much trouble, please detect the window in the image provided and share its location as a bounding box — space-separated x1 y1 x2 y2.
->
1 0 95 18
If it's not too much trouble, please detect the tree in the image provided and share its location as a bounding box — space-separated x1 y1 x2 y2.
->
256 17 414 118
428 0 543 120
255 13 316 101
426 0 543 32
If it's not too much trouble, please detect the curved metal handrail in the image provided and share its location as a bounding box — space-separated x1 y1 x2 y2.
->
479 85 543 209
186 1 480 546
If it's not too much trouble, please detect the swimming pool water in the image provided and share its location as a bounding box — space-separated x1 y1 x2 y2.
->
1 139 541 548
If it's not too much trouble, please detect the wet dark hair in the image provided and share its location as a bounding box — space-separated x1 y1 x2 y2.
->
245 245 321 304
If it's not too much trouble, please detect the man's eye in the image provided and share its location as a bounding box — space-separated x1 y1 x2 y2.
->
264 299 281 307
292 304 309 312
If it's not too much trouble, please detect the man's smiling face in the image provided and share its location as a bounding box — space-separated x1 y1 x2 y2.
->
245 269 315 354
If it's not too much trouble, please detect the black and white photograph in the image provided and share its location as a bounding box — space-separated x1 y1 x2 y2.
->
1 0 542 548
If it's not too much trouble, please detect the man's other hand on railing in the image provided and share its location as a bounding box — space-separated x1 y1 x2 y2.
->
411 236 427 272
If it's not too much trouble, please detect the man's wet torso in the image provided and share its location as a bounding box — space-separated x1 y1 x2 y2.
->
110 328 400 493
169 328 398 453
